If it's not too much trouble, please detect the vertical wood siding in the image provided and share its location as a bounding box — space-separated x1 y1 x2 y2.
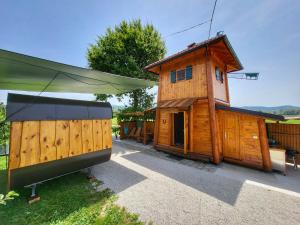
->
9 119 112 169
217 111 264 167
159 57 207 101
157 111 171 145
267 123 300 163
192 102 212 156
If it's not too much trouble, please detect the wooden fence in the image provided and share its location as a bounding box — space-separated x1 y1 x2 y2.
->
267 123 300 163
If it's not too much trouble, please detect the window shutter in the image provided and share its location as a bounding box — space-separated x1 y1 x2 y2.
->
170 71 176 83
186 66 192 80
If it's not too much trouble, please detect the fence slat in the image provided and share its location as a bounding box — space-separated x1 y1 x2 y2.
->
268 123 300 164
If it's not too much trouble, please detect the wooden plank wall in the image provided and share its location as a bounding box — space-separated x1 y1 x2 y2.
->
267 123 300 163
9 119 112 170
191 102 212 156
159 56 207 101
217 110 264 167
211 58 229 103
157 111 171 146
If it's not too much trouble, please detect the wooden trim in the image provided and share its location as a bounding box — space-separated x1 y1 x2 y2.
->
189 105 194 152
215 98 230 106
184 111 189 154
196 98 209 105
205 49 220 164
169 113 174 146
258 119 272 171
154 144 211 162
223 157 263 170
154 109 160 145
224 70 230 104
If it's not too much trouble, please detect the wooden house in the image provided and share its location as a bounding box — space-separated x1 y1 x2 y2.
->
145 34 283 171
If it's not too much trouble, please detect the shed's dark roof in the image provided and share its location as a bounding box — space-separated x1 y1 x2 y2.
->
145 34 243 72
216 104 285 121
6 93 112 121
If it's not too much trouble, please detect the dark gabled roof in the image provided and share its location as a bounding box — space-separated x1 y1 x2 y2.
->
216 104 285 121
145 34 243 72
6 93 112 121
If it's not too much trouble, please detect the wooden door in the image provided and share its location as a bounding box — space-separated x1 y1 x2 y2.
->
223 113 240 160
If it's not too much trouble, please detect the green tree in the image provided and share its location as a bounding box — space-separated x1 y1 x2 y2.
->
0 103 9 147
87 19 166 109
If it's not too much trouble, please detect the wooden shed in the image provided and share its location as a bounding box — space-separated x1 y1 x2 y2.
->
6 93 112 189
145 34 284 171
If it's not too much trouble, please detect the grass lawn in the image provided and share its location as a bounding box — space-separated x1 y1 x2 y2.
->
266 119 300 124
0 156 144 225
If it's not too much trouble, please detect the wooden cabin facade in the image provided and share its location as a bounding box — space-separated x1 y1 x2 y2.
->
145 35 283 171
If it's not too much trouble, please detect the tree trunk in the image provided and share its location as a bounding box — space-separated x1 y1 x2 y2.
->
132 90 139 110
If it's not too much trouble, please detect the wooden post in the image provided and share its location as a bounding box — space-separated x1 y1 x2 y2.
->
184 111 189 154
224 71 230 105
154 75 162 146
205 49 220 164
258 119 272 171
189 105 194 152
143 121 147 145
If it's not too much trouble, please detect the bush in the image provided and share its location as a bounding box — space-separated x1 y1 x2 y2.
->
0 103 9 147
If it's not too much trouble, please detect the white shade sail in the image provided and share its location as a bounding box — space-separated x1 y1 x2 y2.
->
0 49 155 94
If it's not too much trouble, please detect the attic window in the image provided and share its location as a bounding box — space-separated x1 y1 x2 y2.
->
215 67 223 83
170 66 193 83
177 69 185 81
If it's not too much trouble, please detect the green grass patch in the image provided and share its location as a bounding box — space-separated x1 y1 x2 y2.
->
112 117 118 126
0 157 143 225
266 119 300 124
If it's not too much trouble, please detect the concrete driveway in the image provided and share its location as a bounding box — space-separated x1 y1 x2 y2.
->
92 140 300 225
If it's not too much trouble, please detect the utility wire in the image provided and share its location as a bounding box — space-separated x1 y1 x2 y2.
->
208 0 218 39
164 20 210 38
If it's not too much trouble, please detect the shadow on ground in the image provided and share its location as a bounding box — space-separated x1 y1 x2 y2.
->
92 160 147 193
119 151 243 205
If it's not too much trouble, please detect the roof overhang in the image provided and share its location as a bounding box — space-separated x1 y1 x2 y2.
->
0 49 155 94
6 93 112 121
145 34 243 74
216 104 285 121
158 97 198 110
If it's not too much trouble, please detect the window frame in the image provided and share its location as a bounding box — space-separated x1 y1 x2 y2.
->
215 66 224 83
169 65 193 83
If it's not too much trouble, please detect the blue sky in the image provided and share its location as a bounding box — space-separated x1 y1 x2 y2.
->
0 0 299 106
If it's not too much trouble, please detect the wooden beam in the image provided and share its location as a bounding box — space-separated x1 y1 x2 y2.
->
189 105 194 152
184 111 189 154
205 48 220 164
224 65 230 104
258 119 272 171
154 75 163 145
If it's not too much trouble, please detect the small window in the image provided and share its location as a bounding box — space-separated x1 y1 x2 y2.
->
215 67 223 83
177 69 185 81
186 65 192 80
170 71 176 83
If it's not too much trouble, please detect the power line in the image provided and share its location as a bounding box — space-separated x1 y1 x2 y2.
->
208 0 218 39
164 20 210 38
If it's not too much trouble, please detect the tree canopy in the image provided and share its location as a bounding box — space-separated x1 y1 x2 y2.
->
87 19 166 109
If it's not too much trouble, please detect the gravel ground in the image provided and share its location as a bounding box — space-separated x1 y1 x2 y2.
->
92 141 300 225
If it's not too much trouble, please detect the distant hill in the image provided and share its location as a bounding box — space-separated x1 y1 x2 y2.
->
241 105 300 116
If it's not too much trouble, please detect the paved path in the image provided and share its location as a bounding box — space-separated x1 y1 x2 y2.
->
92 141 300 225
